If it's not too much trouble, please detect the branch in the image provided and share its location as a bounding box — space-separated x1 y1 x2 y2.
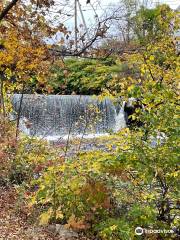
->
0 0 19 21
49 34 100 58
49 45 143 60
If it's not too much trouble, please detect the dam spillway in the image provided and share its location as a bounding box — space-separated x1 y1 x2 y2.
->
11 94 126 139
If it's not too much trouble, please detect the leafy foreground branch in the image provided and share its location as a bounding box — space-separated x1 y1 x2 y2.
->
28 117 179 240
0 0 19 21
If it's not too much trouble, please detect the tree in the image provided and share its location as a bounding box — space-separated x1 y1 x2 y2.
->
46 57 119 95
131 4 175 45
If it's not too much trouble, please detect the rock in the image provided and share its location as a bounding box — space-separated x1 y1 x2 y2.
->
47 224 78 239
124 98 143 127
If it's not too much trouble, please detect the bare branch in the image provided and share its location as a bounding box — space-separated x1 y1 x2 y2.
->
0 0 19 21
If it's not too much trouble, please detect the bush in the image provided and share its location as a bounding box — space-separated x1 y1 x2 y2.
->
95 218 132 240
0 119 16 185
9 136 56 184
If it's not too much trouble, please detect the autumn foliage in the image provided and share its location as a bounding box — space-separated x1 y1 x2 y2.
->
0 2 179 240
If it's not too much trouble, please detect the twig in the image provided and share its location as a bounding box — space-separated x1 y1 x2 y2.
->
15 84 25 139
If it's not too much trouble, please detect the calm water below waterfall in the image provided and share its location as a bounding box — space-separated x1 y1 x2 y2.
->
11 94 126 140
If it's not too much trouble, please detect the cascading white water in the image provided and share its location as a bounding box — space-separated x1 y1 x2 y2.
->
114 101 126 132
11 94 126 139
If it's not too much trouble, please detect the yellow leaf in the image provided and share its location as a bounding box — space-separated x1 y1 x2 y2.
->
110 225 117 231
56 210 63 219
149 55 155 61
39 208 52 225
127 85 135 92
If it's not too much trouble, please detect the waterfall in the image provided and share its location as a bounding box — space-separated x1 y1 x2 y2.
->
114 101 126 132
11 94 126 139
